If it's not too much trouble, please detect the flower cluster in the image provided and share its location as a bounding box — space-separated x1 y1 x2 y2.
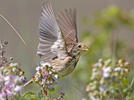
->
33 61 58 89
0 61 26 100
0 40 26 100
86 58 130 100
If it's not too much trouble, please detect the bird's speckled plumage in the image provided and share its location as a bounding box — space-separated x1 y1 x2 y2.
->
37 1 88 77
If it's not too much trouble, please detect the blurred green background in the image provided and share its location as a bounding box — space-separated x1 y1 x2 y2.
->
0 0 134 100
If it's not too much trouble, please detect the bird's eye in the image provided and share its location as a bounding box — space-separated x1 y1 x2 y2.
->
78 45 81 48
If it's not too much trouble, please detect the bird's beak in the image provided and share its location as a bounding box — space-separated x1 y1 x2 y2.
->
82 45 89 51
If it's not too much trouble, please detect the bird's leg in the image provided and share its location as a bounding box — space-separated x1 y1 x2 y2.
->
23 79 33 87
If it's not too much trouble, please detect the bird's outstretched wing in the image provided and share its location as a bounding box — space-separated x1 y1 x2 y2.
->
37 2 67 62
57 9 78 52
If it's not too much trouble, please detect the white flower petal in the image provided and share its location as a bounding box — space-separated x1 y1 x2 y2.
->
114 67 121 71
14 86 22 92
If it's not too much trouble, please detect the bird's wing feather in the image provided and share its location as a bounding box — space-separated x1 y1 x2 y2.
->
37 2 67 62
57 9 78 52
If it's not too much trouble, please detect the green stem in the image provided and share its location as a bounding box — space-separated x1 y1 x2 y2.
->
41 87 48 100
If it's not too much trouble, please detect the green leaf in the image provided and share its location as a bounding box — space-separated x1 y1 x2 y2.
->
23 92 35 97
23 92 40 100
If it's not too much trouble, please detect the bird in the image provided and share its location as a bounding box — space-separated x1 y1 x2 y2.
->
37 1 88 78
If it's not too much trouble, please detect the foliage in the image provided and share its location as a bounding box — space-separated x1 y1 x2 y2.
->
74 5 134 83
73 5 134 100
86 58 132 100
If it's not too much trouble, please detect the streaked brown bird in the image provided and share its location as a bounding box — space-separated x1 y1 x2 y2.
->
37 1 88 77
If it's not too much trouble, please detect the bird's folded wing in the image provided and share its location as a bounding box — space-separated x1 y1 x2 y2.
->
57 8 78 52
37 2 67 62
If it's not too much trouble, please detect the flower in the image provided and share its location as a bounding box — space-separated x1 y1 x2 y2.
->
114 67 121 71
102 66 111 78
0 62 26 99
33 62 58 89
81 98 87 100
40 61 51 67
99 85 105 92
90 96 100 100
36 66 41 71
14 86 23 92
86 58 130 100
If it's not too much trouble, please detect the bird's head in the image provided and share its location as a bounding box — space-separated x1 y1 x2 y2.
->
71 42 88 55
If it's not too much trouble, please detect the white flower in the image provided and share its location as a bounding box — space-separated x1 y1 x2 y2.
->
81 98 87 100
6 89 13 96
34 72 41 81
36 66 41 71
14 76 20 83
114 67 121 71
10 63 18 67
99 85 105 91
102 66 111 78
40 61 51 67
54 74 58 79
4 80 10 86
14 86 22 92
0 94 4 100
49 71 52 74
41 79 46 86
90 96 100 100
105 59 111 65
4 76 10 81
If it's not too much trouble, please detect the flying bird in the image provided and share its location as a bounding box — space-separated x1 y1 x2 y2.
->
37 1 88 77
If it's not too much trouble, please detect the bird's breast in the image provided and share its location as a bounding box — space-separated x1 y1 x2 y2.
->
52 55 80 77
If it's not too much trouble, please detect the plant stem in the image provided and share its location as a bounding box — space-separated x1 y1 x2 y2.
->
0 14 28 49
53 92 64 100
5 96 8 100
41 87 48 100
130 77 134 88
